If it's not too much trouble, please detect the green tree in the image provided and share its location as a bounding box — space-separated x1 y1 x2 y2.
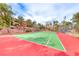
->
0 3 13 27
45 21 52 30
26 19 33 27
17 16 24 26
62 20 69 28
0 3 14 32
38 23 45 30
32 21 36 27
71 12 79 33
17 16 28 32
53 20 59 32
61 20 72 32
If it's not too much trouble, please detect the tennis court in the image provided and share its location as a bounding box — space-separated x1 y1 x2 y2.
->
16 32 65 51
0 32 79 55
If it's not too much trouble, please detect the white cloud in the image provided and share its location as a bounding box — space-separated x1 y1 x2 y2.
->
10 3 79 23
23 4 57 23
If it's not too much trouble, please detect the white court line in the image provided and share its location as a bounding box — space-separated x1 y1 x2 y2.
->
19 33 66 52
0 33 66 52
45 33 67 52
56 33 67 52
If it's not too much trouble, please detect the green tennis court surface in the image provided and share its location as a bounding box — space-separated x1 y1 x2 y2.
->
15 32 65 51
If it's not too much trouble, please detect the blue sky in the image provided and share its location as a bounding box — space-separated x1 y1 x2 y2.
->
9 3 79 24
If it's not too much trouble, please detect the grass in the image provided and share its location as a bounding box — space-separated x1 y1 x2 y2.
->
15 32 65 51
